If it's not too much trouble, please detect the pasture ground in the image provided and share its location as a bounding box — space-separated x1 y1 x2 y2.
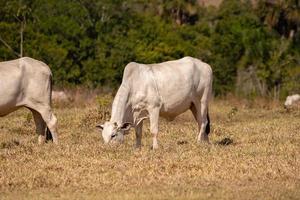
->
0 96 299 200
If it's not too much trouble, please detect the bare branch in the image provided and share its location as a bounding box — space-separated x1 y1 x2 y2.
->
0 36 21 57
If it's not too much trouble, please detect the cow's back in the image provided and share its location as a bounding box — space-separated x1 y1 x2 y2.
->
0 57 52 80
0 57 52 115
21 57 52 76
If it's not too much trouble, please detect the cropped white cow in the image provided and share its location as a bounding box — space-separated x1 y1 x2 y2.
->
97 56 213 149
0 57 58 144
284 94 300 108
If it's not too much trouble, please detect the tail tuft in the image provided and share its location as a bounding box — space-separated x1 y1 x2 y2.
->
46 127 53 142
205 112 210 135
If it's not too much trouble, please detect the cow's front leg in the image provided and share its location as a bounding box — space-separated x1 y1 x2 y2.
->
149 108 160 149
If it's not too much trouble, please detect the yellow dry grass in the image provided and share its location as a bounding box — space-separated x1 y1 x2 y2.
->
0 97 299 200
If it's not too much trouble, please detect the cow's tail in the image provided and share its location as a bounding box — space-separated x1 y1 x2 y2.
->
205 109 210 135
46 74 53 142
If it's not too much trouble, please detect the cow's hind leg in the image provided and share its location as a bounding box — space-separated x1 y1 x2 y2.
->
32 106 58 144
30 109 47 144
190 100 209 143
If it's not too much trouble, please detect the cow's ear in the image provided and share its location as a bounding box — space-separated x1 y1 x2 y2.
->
96 124 104 130
119 122 132 131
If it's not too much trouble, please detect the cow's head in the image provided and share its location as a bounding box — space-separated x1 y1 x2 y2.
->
96 122 132 144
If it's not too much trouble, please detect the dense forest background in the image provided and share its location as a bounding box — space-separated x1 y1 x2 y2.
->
0 0 299 98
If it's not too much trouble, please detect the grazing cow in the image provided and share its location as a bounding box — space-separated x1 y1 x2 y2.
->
97 56 213 149
284 94 300 108
0 57 58 144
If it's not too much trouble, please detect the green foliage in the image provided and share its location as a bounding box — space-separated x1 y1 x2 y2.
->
0 0 299 97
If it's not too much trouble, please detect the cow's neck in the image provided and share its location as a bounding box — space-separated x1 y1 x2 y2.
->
110 84 130 125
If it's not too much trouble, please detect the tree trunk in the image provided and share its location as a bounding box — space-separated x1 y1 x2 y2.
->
20 22 23 57
20 17 25 58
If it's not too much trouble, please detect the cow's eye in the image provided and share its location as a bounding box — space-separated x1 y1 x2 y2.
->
111 133 117 138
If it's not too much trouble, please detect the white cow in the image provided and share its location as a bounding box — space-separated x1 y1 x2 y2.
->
0 57 58 144
97 56 213 149
284 94 300 108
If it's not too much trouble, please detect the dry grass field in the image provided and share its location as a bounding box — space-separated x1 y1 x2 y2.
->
0 94 299 200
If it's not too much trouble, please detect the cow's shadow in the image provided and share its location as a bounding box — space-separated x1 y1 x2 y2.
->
215 137 234 146
175 137 234 146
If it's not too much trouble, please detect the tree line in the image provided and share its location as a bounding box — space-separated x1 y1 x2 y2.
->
0 0 299 98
